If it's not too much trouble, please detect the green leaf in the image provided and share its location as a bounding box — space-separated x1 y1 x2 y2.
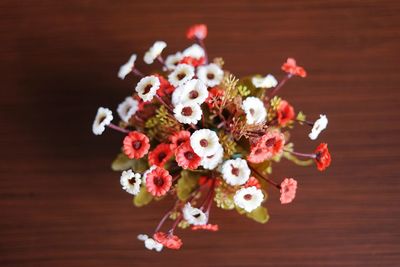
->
238 85 251 97
235 206 246 215
111 153 148 172
269 96 282 111
246 206 269 224
133 186 153 207
296 111 307 125
176 170 200 201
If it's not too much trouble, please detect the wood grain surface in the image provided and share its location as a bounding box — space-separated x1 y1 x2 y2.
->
1 1 399 266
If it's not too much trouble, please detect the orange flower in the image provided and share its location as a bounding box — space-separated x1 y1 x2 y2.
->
123 131 150 159
244 176 261 189
205 87 224 109
169 130 191 150
314 143 331 171
145 166 172 197
186 24 208 40
247 130 285 163
247 146 267 164
280 178 297 204
276 100 295 127
153 232 183 250
198 176 211 186
191 224 219 231
155 74 175 97
175 142 201 170
281 58 307 77
148 143 173 167
179 56 205 67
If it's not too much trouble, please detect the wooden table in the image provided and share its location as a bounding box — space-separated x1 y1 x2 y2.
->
1 1 399 266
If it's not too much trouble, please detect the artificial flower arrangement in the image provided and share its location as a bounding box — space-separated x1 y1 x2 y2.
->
92 24 331 251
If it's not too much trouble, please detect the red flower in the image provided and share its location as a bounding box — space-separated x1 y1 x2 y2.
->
280 178 298 204
186 24 208 40
134 95 146 111
155 74 175 97
191 224 219 232
153 232 183 250
276 100 295 127
169 130 191 150
247 130 285 163
179 56 206 67
175 142 201 170
145 166 172 197
314 143 331 171
123 131 150 159
148 143 173 167
281 58 307 78
205 87 224 109
244 176 261 189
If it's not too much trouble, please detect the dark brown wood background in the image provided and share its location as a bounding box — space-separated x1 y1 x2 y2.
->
1 1 399 266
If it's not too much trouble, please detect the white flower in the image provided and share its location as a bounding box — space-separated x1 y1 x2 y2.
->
92 107 113 135
137 234 163 252
171 84 185 106
197 63 224 87
182 203 208 225
174 79 208 106
135 75 160 102
117 96 139 123
143 41 167 64
201 145 224 170
309 114 328 140
242 97 267 125
221 158 251 186
251 74 278 88
137 234 148 241
168 64 195 87
142 166 157 186
165 52 183 70
173 103 202 124
190 129 220 157
234 186 264 212
183 44 205 59
118 54 137 79
120 170 141 195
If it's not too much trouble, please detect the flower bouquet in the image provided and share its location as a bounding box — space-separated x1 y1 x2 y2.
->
92 24 331 251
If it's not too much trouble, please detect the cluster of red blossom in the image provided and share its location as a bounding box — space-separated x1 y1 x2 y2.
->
93 24 331 251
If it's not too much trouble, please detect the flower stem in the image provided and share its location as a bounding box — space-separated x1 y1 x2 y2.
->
157 55 167 69
172 174 181 183
155 94 173 112
107 123 130 133
297 119 314 127
267 73 292 100
249 165 281 189
154 200 179 234
134 114 144 123
168 214 182 235
200 178 216 211
132 67 144 78
284 150 316 159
